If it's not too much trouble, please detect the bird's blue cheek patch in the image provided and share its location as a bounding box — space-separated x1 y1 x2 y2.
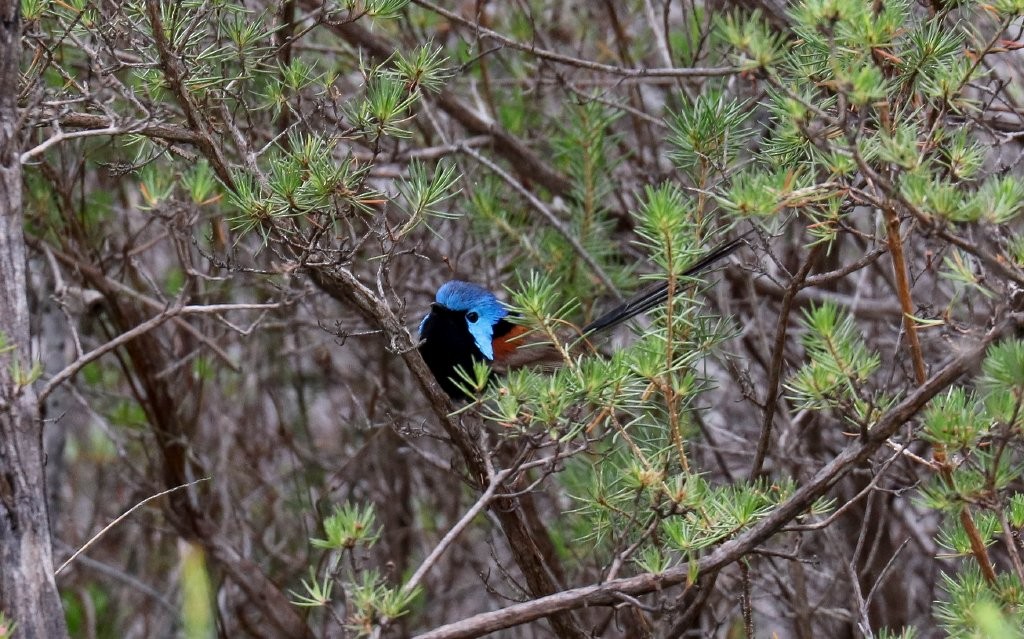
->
468 322 495 360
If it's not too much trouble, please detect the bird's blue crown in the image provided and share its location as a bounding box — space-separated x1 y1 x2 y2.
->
435 281 504 314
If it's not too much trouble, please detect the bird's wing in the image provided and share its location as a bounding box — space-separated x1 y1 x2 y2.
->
490 325 565 373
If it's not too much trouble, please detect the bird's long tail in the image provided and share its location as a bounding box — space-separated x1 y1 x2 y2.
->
581 233 748 336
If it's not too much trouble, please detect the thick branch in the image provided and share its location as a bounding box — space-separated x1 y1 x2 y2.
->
0 2 69 636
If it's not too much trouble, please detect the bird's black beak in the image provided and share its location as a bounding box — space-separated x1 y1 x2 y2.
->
430 302 445 313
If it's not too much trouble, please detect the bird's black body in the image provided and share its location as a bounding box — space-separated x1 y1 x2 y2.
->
418 235 747 399
418 301 516 399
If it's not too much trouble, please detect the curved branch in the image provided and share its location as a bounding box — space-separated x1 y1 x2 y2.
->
415 313 1017 639
749 243 823 480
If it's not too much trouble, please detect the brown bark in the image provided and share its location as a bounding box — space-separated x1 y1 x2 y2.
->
0 2 69 637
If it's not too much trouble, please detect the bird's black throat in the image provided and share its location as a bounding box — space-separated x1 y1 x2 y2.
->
419 306 486 400
419 306 516 400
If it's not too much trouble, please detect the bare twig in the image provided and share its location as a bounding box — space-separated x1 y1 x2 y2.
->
403 468 513 595
21 124 124 163
412 0 738 78
55 477 211 575
749 243 823 479
53 540 176 614
37 301 287 404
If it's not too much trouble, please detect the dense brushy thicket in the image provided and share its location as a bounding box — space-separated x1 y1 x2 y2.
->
7 0 1024 637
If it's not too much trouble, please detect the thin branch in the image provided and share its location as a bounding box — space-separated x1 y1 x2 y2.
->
55 477 211 576
412 0 738 78
53 540 176 614
864 538 910 609
37 301 286 404
23 111 208 162
784 443 909 532
883 208 926 385
998 507 1024 585
403 468 512 596
21 125 124 163
803 245 887 288
54 112 199 144
749 243 823 480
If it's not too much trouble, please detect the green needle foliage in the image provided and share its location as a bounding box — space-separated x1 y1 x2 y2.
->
934 567 1024 638
667 92 751 180
916 341 1024 633
786 302 880 418
301 503 420 636
16 0 1024 636
312 503 381 551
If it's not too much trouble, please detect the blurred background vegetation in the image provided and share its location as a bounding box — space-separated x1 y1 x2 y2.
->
7 0 1024 637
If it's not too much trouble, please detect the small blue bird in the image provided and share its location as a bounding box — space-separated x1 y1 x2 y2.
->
418 237 746 399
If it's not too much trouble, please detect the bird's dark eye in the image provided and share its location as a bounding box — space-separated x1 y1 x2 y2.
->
466 311 479 323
